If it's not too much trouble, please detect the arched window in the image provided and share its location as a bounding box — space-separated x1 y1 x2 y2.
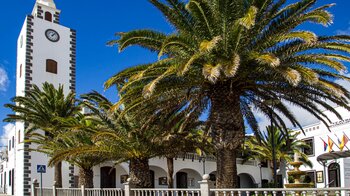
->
46 59 57 74
45 12 52 22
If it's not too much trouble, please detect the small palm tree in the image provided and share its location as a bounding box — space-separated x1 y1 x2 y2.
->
155 112 211 188
106 0 350 188
244 126 312 186
79 91 166 188
4 82 79 188
46 115 107 188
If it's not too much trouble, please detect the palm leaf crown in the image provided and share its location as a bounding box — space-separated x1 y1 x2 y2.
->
107 0 350 137
4 82 78 133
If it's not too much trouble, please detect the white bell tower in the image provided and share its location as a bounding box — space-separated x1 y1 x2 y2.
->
7 0 77 195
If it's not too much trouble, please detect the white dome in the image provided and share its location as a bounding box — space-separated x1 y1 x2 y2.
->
37 0 56 8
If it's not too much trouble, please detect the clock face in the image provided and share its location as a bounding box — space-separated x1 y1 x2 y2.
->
45 29 60 42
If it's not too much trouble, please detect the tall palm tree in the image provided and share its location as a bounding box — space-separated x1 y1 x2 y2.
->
4 82 79 187
244 126 312 186
106 0 350 188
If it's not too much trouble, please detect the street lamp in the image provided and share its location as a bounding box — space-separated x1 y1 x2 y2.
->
264 99 280 188
200 154 206 175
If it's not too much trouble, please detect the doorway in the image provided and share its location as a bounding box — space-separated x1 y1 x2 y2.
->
176 172 188 188
100 167 116 188
150 170 155 188
328 163 340 187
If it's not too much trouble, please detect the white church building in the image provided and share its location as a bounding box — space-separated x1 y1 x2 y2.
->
0 1 271 195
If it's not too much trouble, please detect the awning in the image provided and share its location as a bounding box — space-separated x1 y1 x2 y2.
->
317 150 350 162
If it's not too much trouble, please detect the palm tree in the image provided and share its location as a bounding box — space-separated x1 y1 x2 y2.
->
4 82 79 187
106 0 350 188
155 112 211 188
45 115 108 188
244 126 312 186
79 91 167 188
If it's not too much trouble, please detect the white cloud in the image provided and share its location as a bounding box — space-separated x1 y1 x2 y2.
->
1 123 15 147
256 74 350 131
336 28 350 35
256 105 318 131
0 67 9 92
336 21 350 35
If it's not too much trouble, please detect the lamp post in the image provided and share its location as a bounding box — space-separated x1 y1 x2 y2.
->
200 155 206 175
265 99 280 188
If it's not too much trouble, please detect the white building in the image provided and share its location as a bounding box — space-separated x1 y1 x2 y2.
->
295 106 350 188
0 1 269 195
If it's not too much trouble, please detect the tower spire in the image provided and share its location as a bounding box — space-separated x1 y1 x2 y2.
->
36 0 56 9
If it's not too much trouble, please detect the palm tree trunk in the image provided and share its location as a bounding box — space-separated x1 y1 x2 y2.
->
209 85 245 188
78 167 94 188
216 149 238 188
129 158 152 188
166 156 174 188
54 162 62 188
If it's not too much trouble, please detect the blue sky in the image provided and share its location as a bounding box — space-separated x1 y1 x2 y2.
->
1 0 350 138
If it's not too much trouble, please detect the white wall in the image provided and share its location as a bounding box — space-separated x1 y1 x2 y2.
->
296 106 350 188
31 17 72 94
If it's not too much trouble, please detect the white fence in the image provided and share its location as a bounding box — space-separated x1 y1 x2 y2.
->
132 188 201 196
33 186 124 196
30 176 350 196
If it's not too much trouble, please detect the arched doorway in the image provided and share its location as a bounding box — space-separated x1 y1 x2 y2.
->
176 172 188 188
328 163 340 187
101 167 116 188
238 173 256 188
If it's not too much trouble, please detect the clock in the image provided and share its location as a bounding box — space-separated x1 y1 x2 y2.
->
45 29 60 42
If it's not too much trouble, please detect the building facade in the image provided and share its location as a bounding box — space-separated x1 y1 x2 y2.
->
0 1 270 195
1 0 76 195
294 106 350 188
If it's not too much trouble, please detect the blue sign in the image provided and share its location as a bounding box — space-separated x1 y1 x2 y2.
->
37 165 46 173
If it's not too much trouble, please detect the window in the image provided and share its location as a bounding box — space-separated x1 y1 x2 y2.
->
306 171 316 186
46 59 57 74
303 138 314 156
8 140 11 151
8 170 11 186
19 64 22 78
260 160 268 168
45 12 52 22
12 136 14 148
18 130 21 144
20 35 23 48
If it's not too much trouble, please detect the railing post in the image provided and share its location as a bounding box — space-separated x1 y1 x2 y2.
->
31 179 39 196
124 178 134 196
81 185 85 196
52 181 57 196
199 174 211 196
